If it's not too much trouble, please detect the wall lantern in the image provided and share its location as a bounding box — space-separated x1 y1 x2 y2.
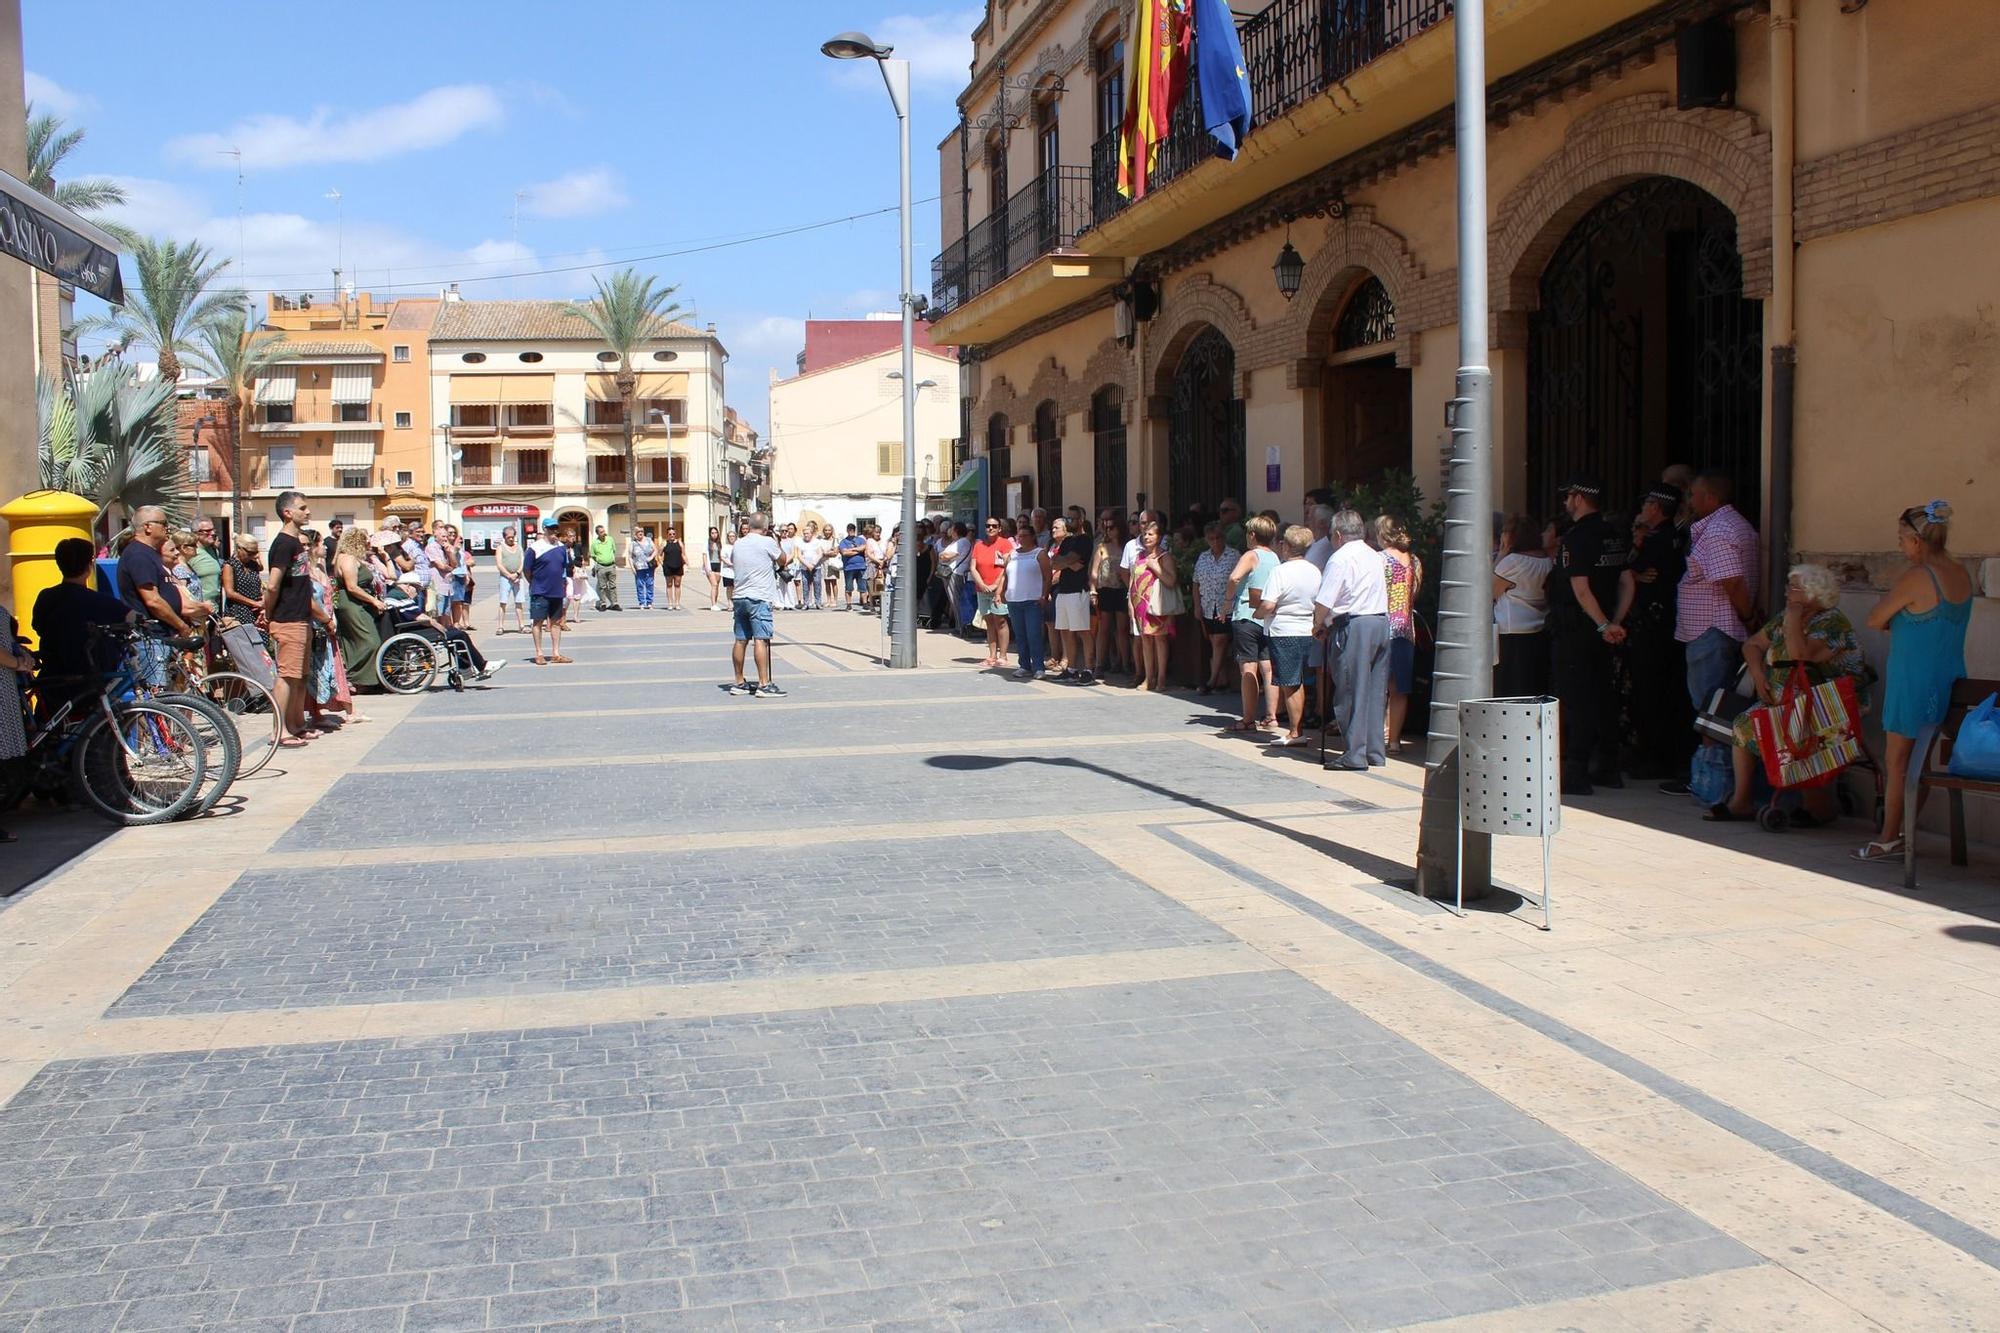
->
1113 279 1159 348
1273 239 1305 300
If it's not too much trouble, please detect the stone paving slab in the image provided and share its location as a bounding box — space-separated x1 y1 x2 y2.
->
0 972 1755 1330
108 835 1231 1016
408 667 1022 715
277 740 1331 852
366 694 1133 763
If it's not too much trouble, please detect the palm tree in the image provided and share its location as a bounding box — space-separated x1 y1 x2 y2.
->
187 306 291 533
38 367 188 530
27 105 129 219
570 269 686 533
74 237 238 383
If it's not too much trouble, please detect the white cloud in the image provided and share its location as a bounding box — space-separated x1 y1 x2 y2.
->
731 316 807 363
25 70 90 117
518 167 627 220
164 84 505 171
831 10 980 93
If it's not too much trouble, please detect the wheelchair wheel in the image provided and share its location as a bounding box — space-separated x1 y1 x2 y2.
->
447 670 465 692
377 633 437 694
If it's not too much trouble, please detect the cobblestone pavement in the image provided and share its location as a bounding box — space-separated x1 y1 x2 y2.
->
3 606 2000 1330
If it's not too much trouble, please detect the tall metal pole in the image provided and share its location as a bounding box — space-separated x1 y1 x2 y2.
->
884 56 919 669
1415 0 1494 899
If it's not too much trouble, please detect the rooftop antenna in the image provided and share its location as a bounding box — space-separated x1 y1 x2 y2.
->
218 146 245 292
512 190 525 250
325 188 344 317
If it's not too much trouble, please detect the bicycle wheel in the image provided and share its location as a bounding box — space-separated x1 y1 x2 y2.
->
153 692 242 818
192 671 282 778
376 633 437 694
71 703 207 825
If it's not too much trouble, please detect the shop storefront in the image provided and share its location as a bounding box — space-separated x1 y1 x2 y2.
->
457 502 539 554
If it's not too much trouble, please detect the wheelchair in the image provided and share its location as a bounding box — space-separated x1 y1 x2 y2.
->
375 624 481 694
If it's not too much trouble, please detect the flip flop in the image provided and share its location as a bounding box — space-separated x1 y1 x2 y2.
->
552 655 574 664
277 736 310 749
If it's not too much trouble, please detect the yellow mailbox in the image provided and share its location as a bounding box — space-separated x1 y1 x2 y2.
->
2 490 98 650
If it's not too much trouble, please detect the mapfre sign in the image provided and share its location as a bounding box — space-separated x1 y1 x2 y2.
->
0 168 124 303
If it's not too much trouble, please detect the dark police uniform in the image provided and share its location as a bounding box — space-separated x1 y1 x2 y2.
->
1627 515 1689 776
1548 506 1631 791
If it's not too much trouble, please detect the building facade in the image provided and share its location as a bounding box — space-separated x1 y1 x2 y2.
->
426 299 728 548
932 0 1998 680
232 291 439 544
768 338 962 536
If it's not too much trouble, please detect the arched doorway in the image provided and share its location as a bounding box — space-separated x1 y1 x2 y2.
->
985 413 1014 515
1167 327 1244 521
1091 386 1127 515
1033 400 1062 515
554 507 593 544
1528 177 1762 518
1320 275 1411 493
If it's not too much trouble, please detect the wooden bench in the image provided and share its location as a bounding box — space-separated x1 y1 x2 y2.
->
1905 678 2000 889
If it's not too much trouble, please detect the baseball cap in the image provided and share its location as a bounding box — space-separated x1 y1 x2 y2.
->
1556 475 1605 499
541 516 560 529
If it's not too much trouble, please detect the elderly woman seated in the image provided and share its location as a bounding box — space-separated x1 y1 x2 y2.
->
1706 564 1865 826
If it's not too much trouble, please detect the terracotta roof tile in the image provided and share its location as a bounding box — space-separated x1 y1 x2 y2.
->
430 299 706 343
384 298 440 331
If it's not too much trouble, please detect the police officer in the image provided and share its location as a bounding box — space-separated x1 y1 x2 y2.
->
1626 484 1689 778
1547 476 1635 795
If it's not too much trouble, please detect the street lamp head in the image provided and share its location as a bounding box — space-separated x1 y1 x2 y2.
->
822 31 892 60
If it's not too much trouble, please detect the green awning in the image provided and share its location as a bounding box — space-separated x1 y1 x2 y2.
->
945 461 982 495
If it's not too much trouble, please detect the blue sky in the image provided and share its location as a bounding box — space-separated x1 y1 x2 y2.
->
23 2 979 433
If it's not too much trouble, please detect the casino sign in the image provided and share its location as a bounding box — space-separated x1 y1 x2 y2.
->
0 167 125 303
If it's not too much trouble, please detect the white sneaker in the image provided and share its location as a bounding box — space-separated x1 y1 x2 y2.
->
479 660 507 679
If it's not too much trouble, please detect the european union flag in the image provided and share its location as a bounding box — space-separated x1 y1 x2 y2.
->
1193 0 1253 159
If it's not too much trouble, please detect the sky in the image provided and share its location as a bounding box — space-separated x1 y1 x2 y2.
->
22 1 982 435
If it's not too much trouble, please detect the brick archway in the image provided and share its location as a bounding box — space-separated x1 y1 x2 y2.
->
1491 93 1770 345
1145 273 1255 401
1068 337 1137 420
1278 207 1430 380
972 372 1021 432
1024 356 1071 415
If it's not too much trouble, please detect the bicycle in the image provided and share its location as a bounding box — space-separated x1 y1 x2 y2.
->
163 621 282 779
4 628 208 825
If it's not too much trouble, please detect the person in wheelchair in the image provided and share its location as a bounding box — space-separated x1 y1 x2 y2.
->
382 574 504 680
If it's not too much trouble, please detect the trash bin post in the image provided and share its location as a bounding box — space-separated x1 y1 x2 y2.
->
1456 696 1561 929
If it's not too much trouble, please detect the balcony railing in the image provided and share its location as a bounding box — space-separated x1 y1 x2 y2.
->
930 165 1095 316
942 0 1453 306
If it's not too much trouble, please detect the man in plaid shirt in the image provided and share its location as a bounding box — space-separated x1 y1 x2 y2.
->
1667 471 1758 795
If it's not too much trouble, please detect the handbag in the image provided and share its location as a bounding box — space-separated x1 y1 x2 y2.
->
1752 672 1862 790
1694 667 1758 745
1947 692 2000 780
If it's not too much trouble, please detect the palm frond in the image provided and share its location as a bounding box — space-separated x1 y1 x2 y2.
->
35 366 189 524
50 177 127 214
570 268 685 360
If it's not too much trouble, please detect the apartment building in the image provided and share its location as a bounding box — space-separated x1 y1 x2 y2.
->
768 319 962 536
233 290 439 544
934 0 1997 671
426 299 728 548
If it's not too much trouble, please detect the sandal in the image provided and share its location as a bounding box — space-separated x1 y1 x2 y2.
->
1851 838 1904 862
552 655 574 664
532 657 547 666
1225 719 1259 732
1703 804 1748 822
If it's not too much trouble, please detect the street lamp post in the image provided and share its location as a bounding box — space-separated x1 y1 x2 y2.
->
647 408 677 539
823 29 919 669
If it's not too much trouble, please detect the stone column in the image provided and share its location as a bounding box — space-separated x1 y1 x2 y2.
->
0 0 37 610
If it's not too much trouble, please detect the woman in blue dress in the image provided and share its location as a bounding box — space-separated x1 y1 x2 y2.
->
1854 500 1972 861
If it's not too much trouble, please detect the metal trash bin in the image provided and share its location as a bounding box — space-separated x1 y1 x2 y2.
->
1456 696 1561 928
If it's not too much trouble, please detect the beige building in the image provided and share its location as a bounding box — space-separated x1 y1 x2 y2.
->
932 0 1998 682
426 299 728 547
235 291 440 543
767 342 961 536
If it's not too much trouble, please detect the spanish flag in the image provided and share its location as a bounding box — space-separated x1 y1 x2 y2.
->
1118 0 1192 199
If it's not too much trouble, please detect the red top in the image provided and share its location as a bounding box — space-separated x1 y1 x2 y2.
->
971 536 1013 588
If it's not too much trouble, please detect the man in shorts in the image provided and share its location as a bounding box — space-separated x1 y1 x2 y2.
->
526 517 573 665
728 513 787 698
260 490 323 744
838 523 868 610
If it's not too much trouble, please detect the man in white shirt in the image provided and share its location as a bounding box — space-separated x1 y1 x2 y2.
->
1303 505 1335 571
1313 509 1391 771
728 513 788 697
797 524 826 610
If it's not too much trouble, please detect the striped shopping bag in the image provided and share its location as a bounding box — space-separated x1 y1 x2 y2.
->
1753 672 1862 790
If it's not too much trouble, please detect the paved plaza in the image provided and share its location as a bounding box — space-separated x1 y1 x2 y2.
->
2 601 1999 1330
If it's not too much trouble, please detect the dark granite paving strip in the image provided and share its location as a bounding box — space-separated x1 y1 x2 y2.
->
2 973 1755 1331
109 834 1230 1016
1153 824 2000 1278
275 740 1331 852
366 693 1134 763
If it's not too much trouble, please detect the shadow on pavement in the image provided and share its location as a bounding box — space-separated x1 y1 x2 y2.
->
2 805 116 900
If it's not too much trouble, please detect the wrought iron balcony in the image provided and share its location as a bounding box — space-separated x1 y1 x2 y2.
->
930 165 1096 316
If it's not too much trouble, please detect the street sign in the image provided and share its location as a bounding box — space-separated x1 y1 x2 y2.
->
459 503 540 519
0 168 125 304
